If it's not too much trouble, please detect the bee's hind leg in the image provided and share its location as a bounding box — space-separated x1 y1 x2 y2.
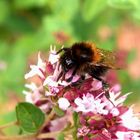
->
102 80 109 91
93 76 109 91
102 81 110 99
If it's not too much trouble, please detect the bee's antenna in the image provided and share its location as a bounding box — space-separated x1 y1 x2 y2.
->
61 45 64 49
56 48 69 54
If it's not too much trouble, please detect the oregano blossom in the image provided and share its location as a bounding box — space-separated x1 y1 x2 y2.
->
24 46 140 140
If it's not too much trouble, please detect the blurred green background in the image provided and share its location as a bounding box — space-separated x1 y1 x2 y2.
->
0 0 140 132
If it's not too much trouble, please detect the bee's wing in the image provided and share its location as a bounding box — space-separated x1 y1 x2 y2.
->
95 48 119 69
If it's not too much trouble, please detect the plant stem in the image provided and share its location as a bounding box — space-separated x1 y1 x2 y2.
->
37 131 59 139
38 128 75 139
39 109 55 133
0 134 36 140
0 121 17 130
0 126 76 140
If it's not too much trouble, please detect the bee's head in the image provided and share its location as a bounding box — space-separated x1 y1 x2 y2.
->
60 49 75 72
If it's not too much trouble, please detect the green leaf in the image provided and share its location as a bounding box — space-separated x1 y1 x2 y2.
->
82 0 107 22
42 0 79 42
0 41 9 59
108 0 134 9
54 106 65 117
57 133 65 140
48 0 79 21
6 15 35 33
16 102 45 133
0 1 9 24
131 0 140 20
132 9 140 20
14 0 48 8
43 15 72 34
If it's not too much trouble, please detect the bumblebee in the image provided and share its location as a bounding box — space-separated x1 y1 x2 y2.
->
56 42 119 88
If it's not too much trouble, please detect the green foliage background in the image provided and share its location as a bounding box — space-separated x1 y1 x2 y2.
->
0 0 140 130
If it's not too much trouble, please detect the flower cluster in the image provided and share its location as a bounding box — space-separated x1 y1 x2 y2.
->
24 46 140 140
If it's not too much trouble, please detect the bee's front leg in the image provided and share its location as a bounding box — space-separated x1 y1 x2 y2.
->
66 67 78 82
57 71 64 81
92 75 110 97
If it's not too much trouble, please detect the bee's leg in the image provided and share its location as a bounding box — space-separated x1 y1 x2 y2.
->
102 81 110 99
66 77 72 82
102 81 109 91
92 76 110 99
57 71 64 81
92 75 109 90
70 75 85 88
81 75 85 80
66 67 78 82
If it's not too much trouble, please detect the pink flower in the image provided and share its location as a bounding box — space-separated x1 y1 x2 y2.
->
78 126 90 137
48 45 60 65
58 97 70 110
102 128 112 140
44 61 70 88
25 52 46 79
119 106 140 131
23 83 42 103
50 109 72 131
44 75 59 87
74 93 108 115
23 48 140 139
115 131 140 140
23 83 51 112
108 91 131 107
